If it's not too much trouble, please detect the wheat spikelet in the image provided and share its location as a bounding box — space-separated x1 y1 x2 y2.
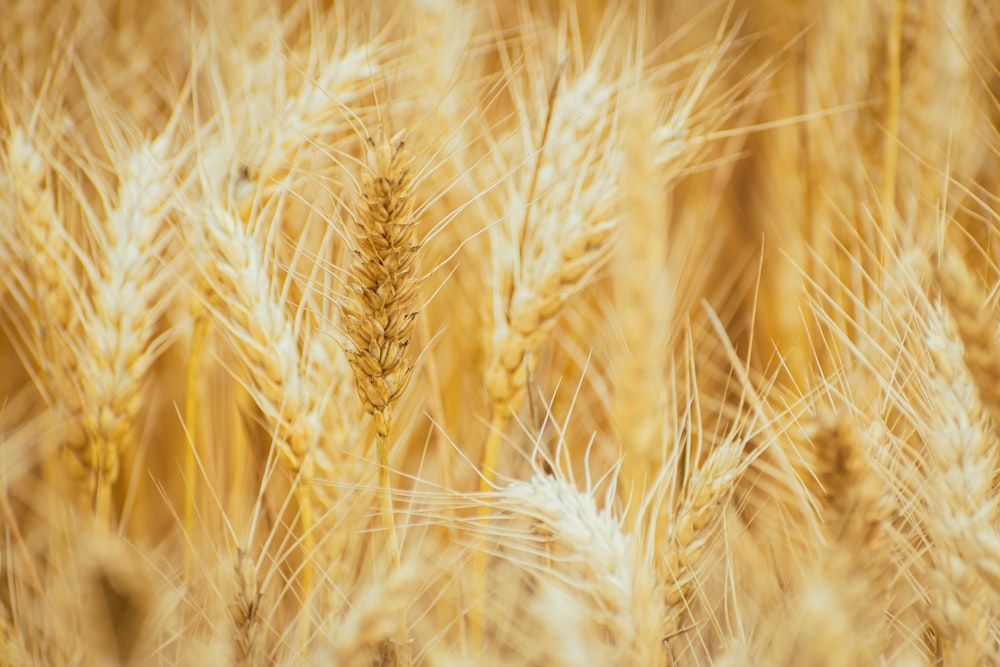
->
659 430 749 645
2 83 178 523
74 129 177 522
1 123 85 479
342 128 421 443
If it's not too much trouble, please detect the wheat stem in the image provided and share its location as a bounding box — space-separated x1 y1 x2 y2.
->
479 405 507 492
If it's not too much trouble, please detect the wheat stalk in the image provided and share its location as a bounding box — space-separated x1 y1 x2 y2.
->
340 126 422 666
190 174 346 643
482 42 624 484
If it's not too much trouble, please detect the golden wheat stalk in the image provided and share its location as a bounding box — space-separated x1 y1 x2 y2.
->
190 180 344 643
2 111 176 523
482 47 624 485
341 127 421 665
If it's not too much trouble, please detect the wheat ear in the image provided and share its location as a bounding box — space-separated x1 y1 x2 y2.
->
492 467 667 666
1 126 83 495
916 298 1000 663
483 56 622 486
231 547 262 666
3 121 175 522
341 127 421 666
193 187 340 643
660 432 748 643
77 131 176 523
935 247 1000 432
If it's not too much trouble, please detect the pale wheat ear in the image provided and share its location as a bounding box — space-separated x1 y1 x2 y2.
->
230 546 263 665
934 246 1000 432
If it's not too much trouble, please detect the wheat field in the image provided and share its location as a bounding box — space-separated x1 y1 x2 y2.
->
2 0 1000 665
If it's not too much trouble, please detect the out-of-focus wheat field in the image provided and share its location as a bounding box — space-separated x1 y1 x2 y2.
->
2 0 1000 664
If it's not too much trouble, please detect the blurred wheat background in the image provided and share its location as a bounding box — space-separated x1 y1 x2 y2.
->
2 0 1000 665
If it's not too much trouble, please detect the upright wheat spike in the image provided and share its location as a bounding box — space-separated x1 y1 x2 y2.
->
483 52 624 486
341 127 421 666
1 125 83 497
78 131 176 523
660 431 749 644
231 547 262 666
